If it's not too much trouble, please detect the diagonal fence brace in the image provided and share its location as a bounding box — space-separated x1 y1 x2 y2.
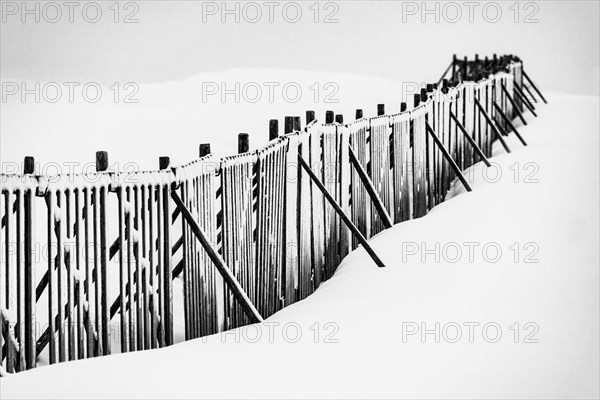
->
298 154 386 268
493 102 528 146
501 83 527 126
513 84 537 116
522 70 547 104
473 97 512 153
348 145 393 229
425 121 473 192
171 191 263 323
449 111 491 167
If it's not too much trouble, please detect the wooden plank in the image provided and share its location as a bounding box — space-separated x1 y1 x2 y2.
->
56 190 66 362
298 132 313 300
5 189 16 372
391 113 411 222
162 183 173 345
349 120 370 245
308 125 325 288
412 106 428 218
24 187 35 369
148 185 156 348
126 187 135 350
92 187 102 356
284 135 299 304
74 189 85 360
16 189 26 369
134 187 143 350
83 188 93 358
46 191 56 364
141 185 150 349
117 186 128 352
338 126 351 260
368 116 392 234
65 190 75 361
0 189 5 369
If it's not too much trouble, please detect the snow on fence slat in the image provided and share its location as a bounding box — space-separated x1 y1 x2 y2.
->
349 118 370 245
391 112 411 223
369 115 392 235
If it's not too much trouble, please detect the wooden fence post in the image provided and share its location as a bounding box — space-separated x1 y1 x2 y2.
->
199 144 211 157
159 156 171 170
24 157 35 175
452 54 457 80
269 119 279 140
96 151 108 172
325 111 334 124
293 116 301 131
284 116 294 134
238 133 249 153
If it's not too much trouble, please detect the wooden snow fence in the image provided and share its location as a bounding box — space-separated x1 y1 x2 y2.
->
0 55 544 374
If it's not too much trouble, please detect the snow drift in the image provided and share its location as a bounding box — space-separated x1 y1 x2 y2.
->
1 88 598 399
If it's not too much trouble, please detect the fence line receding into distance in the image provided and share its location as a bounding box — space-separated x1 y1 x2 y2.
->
0 54 545 374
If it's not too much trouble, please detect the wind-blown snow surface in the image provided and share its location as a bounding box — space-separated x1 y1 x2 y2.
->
2 93 599 399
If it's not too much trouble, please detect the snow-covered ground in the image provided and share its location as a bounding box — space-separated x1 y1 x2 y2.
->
2 90 598 398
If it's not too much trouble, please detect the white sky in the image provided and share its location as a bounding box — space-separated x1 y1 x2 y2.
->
1 0 599 95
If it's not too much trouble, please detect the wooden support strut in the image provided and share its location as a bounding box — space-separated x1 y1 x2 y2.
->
500 83 527 126
348 145 393 229
297 154 386 268
493 102 528 146
449 111 491 168
425 121 473 192
473 97 511 153
513 84 537 115
522 70 547 104
170 191 263 323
